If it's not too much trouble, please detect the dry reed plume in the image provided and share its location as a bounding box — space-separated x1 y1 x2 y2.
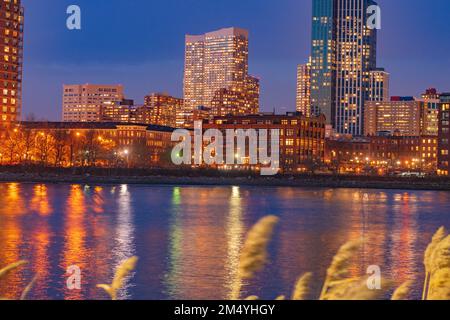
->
422 227 447 300
20 275 38 301
97 256 138 300
423 227 450 300
319 240 362 300
0 261 27 280
391 280 414 300
231 215 279 300
0 261 38 300
292 272 313 300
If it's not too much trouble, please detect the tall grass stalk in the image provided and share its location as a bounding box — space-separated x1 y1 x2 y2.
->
292 272 313 300
422 227 446 300
427 233 450 300
392 280 414 300
231 215 279 300
0 261 27 280
97 256 138 300
319 240 362 300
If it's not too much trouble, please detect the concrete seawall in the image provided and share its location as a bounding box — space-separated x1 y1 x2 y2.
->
1 172 450 191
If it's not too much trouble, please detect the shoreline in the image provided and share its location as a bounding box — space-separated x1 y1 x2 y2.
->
1 172 450 191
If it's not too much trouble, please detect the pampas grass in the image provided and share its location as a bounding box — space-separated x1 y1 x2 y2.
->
427 268 450 300
323 277 390 300
319 240 362 300
231 215 279 300
238 216 279 280
392 280 414 300
20 275 38 300
423 227 447 300
425 229 450 300
422 227 450 300
292 272 313 300
0 261 27 280
97 256 138 300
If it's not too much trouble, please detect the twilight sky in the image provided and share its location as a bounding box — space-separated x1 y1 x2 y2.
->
22 0 450 120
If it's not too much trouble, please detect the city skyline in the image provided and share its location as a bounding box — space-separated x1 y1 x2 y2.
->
21 0 450 121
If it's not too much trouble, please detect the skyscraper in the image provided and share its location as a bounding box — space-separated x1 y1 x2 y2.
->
0 0 24 126
296 62 311 116
310 0 336 120
311 0 379 136
335 0 377 136
183 27 259 125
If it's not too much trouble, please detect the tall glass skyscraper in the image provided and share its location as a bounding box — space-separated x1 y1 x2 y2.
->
311 0 336 122
311 0 379 136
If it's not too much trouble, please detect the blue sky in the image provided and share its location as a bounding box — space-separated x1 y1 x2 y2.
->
22 0 450 120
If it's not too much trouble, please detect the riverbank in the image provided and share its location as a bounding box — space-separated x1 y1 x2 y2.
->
1 171 450 191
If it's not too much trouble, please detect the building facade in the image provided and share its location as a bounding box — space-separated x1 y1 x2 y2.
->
143 93 183 128
438 93 450 175
364 97 421 136
417 88 440 137
369 69 390 102
334 0 377 135
311 0 380 135
62 84 124 122
203 112 326 172
296 62 312 116
100 99 136 123
311 0 336 120
325 134 438 174
365 94 440 138
4 121 175 167
183 27 259 126
0 0 24 126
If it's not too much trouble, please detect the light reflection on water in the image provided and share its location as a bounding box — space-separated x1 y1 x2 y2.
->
0 182 449 300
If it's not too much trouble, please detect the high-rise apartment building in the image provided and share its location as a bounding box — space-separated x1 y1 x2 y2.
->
62 84 124 122
311 0 380 136
296 62 312 116
0 0 24 126
183 27 259 126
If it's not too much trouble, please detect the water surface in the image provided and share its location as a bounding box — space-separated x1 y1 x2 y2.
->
0 182 448 300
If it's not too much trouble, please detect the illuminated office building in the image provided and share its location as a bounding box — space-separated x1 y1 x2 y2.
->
364 97 421 136
62 84 124 122
143 92 183 128
183 27 259 125
311 0 379 135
